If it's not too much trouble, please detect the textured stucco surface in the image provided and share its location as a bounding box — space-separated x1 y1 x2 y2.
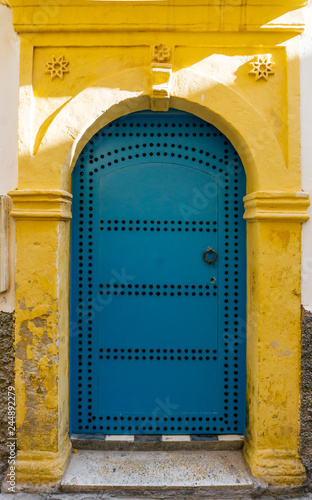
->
0 312 14 484
300 308 312 482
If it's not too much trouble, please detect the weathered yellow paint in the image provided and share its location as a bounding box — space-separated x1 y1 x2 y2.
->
7 0 310 491
244 192 310 222
14 357 26 430
8 0 308 33
245 218 307 484
14 218 59 452
9 196 72 488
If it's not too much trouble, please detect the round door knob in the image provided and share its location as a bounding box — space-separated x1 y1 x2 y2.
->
203 247 218 264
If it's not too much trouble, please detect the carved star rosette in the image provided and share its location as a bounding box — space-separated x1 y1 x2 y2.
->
45 55 69 80
153 44 171 63
249 55 275 82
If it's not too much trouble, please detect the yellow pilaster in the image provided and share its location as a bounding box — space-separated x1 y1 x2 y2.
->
244 192 309 485
9 190 72 488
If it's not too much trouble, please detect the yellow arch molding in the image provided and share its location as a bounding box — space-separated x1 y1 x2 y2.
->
21 65 291 195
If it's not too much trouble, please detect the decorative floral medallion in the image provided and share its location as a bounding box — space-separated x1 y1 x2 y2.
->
153 44 171 63
45 55 69 80
249 55 275 81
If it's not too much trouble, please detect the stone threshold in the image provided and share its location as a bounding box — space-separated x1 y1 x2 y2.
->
71 433 244 451
61 449 259 498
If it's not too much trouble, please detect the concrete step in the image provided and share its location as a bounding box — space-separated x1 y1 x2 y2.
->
61 449 260 498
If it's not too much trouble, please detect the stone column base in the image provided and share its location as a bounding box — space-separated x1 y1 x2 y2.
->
245 447 306 486
2 437 71 493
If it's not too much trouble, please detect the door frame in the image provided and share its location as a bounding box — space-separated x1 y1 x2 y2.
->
9 66 309 488
69 110 247 437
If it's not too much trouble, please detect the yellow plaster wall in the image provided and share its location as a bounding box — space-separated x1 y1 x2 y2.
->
245 220 304 483
32 45 150 155
14 219 59 452
7 0 310 490
9 0 308 33
31 42 289 166
175 46 288 163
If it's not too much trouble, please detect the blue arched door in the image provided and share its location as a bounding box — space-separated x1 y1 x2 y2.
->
70 110 246 435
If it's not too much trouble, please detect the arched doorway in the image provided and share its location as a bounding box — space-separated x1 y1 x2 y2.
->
70 109 246 436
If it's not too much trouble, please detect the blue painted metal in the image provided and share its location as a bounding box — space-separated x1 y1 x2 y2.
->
70 109 246 435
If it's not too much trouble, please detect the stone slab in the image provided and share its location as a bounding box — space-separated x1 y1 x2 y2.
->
61 450 254 493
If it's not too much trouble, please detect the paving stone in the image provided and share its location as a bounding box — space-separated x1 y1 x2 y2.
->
1 494 312 500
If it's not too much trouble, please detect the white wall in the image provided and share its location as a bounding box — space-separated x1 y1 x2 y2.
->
300 4 312 312
0 5 19 313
